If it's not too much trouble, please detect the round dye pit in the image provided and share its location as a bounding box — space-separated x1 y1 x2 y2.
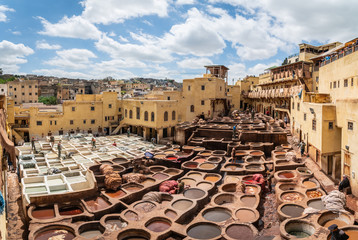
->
199 151 212 157
187 173 203 181
235 209 257 223
180 178 196 186
112 158 128 164
85 196 111 211
165 210 177 219
222 183 237 193
122 184 144 192
163 169 179 175
145 218 171 232
155 154 166 159
124 211 139 221
307 199 325 210
204 175 220 182
194 158 207 163
318 211 352 228
134 202 156 213
196 181 213 190
214 193 235 206
141 178 155 186
345 230 358 239
203 208 232 222
59 206 83 216
250 151 264 156
183 188 205 199
284 220 315 238
245 186 259 195
105 218 127 231
187 223 221 239
240 196 256 207
226 224 254 240
150 166 165 172
164 150 176 155
275 154 286 160
200 163 216 170
172 199 193 211
273 151 286 155
280 204 304 218
278 172 295 179
80 230 102 239
306 190 323 199
34 227 75 240
31 207 55 219
303 180 317 188
278 184 298 191
166 156 178 161
225 164 243 171
245 164 263 170
281 192 305 202
226 176 240 183
105 189 126 198
183 162 198 169
207 157 221 163
152 173 169 180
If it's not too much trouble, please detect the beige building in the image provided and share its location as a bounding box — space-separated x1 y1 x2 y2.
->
8 79 39 105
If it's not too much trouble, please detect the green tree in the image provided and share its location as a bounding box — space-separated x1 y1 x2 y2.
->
282 58 288 66
38 96 57 105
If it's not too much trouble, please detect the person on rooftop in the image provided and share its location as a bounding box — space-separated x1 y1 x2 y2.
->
339 175 350 193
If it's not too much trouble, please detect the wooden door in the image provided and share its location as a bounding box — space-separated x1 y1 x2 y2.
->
344 152 351 177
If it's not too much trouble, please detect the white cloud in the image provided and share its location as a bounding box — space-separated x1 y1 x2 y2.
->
176 0 196 5
38 15 101 40
46 48 97 69
0 5 14 22
228 60 281 80
0 40 34 72
36 40 62 50
108 31 116 37
177 57 213 69
12 31 21 35
32 68 92 79
162 8 226 56
81 0 170 25
119 36 129 42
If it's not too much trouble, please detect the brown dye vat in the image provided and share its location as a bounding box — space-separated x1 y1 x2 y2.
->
275 155 286 160
200 163 215 169
278 172 294 179
245 186 258 195
165 210 177 219
85 197 110 211
240 196 256 207
32 207 55 219
123 185 143 192
80 230 102 239
226 224 254 240
134 202 156 213
35 228 75 240
152 173 169 180
345 230 358 239
279 184 297 191
197 182 212 190
124 211 139 221
150 166 165 172
173 148 181 151
155 154 166 159
188 173 202 180
181 178 196 186
59 206 83 216
274 151 286 155
250 151 264 156
146 220 171 232
203 208 231 222
183 188 205 199
205 175 220 182
187 223 221 239
307 190 323 199
200 152 212 156
141 178 155 186
246 164 262 170
194 158 206 163
106 190 126 198
281 192 304 202
184 162 198 169
222 183 236 193
164 169 179 175
324 219 348 228
226 164 242 171
207 157 221 163
281 205 304 218
303 181 317 188
164 150 176 155
235 209 256 222
172 199 193 211
308 199 325 210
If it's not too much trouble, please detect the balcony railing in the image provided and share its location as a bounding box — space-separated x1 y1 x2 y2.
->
247 86 303 99
13 124 29 128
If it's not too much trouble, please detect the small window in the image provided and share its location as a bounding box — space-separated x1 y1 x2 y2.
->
29 93 32 95
292 102 294 109
164 111 168 121
312 119 316 131
333 82 336 88
144 111 148 121
136 107 140 119
14 95 17 98
304 113 306 121
72 107 75 111
329 122 333 129
190 105 194 112
167 96 170 100
70 120 74 125
348 121 354 130
151 112 155 121
129 110 133 119
21 85 24 88
330 82 332 89
55 121 57 125
35 85 38 88
201 100 205 105
91 119 95 124
37 121 42 126
188 85 191 91
316 77 319 82
297 103 300 111
201 85 205 90
35 92 38 95
338 80 340 88
125 109 127 117
105 116 108 121
83 120 86 124
344 79 348 87
29 85 32 88
14 88 16 91
22 93 25 96
50 120 52 125
9 86 12 89
172 111 176 120
220 86 222 91
352 78 354 86
91 106 95 111
118 108 121 112
109 104 112 108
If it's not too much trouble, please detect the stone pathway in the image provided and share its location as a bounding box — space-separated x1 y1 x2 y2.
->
256 191 280 238
6 172 27 240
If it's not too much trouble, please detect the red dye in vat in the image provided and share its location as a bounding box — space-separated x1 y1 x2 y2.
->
32 207 55 219
278 172 294 179
59 206 83 216
85 197 110 211
166 156 178 160
105 190 126 198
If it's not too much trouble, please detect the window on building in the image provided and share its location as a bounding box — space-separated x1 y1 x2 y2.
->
29 92 32 95
330 82 332 89
316 77 319 82
220 86 222 91
14 95 17 98
35 85 38 88
83 120 86 124
109 104 112 108
151 112 155 121
304 113 306 121
129 110 133 119
338 80 340 88
164 111 168 121
55 121 57 125
125 109 127 117
14 88 16 91
188 85 191 91
22 93 25 96
333 81 336 88
201 100 205 105
344 79 348 87
91 119 95 124
190 105 194 112
50 120 52 125
172 111 176 120
35 92 38 95
201 85 205 90
312 119 316 131
348 121 354 130
167 96 170 100
37 121 42 126
297 103 300 111
136 107 140 119
9 86 12 89
105 116 108 121
329 122 334 129
352 78 354 86
144 111 148 121
91 106 95 111
70 120 74 125
29 85 32 88
72 107 75 111
292 102 294 109
118 108 121 112
29 100 32 103
14 102 17 104
21 85 24 88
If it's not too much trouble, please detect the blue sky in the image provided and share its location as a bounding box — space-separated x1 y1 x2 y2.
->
0 0 357 82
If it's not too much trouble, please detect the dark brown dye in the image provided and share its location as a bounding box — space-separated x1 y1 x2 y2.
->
152 173 169 180
146 220 171 232
184 163 198 168
165 210 177 219
59 206 83 216
32 207 55 219
183 189 205 199
123 186 142 192
226 225 254 239
150 167 164 172
278 172 294 178
105 189 126 198
85 196 110 211
35 229 75 240
187 224 221 239
281 205 304 217
241 196 256 207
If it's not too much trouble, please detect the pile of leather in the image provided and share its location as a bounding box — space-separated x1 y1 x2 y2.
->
122 173 146 184
100 164 122 190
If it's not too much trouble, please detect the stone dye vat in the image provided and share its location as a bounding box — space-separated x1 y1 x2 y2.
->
281 219 316 239
145 218 171 232
225 224 257 240
33 225 76 240
187 223 222 239
183 188 206 199
202 207 232 222
317 210 354 228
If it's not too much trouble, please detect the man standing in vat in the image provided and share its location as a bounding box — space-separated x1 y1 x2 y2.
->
232 124 237 138
57 140 62 159
328 224 349 240
31 137 36 153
